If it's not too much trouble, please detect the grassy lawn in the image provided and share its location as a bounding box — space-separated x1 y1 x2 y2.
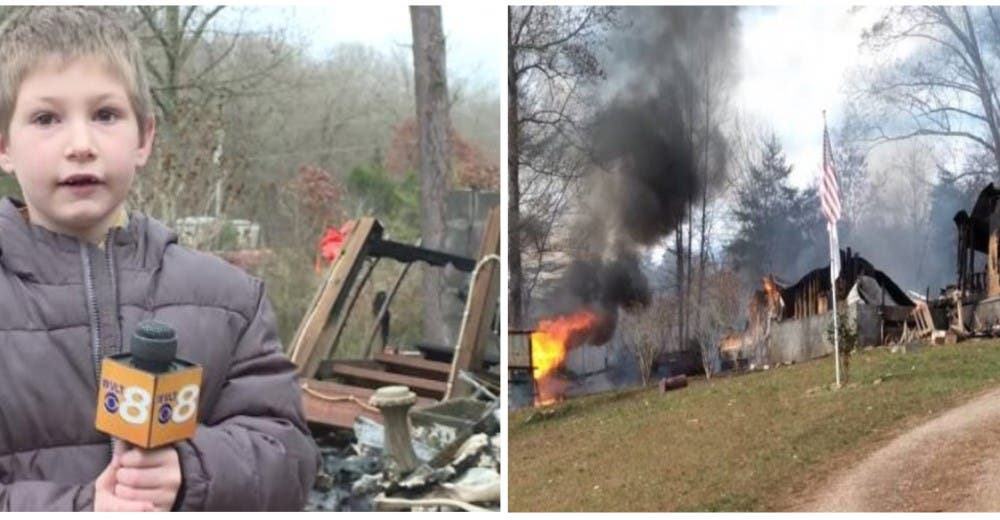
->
508 341 1000 511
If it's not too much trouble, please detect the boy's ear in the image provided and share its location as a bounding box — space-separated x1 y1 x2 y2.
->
135 115 156 168
0 133 13 175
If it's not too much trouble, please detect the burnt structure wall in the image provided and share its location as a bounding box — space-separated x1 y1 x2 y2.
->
765 303 883 365
954 184 1000 300
766 312 834 365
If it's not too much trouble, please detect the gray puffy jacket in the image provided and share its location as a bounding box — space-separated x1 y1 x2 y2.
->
0 198 319 511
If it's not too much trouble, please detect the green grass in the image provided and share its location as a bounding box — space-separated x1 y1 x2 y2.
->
508 341 1000 511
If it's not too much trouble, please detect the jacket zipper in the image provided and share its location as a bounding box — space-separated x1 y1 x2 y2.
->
81 245 102 392
83 228 119 460
104 229 119 459
106 229 118 343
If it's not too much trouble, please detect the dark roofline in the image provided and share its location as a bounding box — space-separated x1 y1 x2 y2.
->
777 248 914 308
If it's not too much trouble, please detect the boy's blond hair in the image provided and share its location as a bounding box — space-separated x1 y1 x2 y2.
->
0 6 153 143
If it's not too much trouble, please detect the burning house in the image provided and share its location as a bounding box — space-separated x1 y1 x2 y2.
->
519 310 606 407
507 7 742 406
510 317 648 409
721 248 916 367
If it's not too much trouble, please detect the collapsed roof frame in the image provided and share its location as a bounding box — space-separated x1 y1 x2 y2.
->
778 248 914 321
289 208 500 428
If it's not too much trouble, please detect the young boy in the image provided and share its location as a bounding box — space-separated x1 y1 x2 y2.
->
0 7 319 511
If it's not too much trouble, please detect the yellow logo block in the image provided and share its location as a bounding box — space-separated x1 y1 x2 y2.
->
95 355 203 448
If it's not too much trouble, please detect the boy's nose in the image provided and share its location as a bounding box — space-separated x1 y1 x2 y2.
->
65 120 97 162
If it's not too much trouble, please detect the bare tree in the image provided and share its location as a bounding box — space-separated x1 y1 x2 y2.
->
692 30 736 359
618 7 737 357
694 265 744 379
518 160 587 307
620 295 673 387
410 6 451 346
859 6 1000 176
129 6 298 225
508 6 618 327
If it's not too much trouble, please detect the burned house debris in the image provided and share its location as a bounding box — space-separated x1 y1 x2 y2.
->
779 248 913 322
953 183 1000 299
947 183 1000 336
292 207 501 512
721 248 916 367
720 275 785 366
711 182 1000 374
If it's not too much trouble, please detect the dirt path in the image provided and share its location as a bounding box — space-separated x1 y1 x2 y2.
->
800 386 1000 511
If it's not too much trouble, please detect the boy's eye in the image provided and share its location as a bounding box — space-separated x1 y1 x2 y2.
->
31 112 58 126
94 108 121 123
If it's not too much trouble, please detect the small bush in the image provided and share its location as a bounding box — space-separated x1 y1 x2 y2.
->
825 307 859 383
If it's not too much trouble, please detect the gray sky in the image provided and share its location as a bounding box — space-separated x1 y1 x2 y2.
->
652 5 898 262
238 4 503 90
233 4 910 186
735 5 888 188
236 4 914 188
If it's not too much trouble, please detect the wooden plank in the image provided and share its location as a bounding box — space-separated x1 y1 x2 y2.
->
316 359 381 379
991 231 1000 297
373 352 451 380
327 363 447 399
289 218 381 378
445 207 500 399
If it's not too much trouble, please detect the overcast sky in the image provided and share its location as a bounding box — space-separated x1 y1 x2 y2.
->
736 5 888 189
644 5 899 262
237 4 897 190
238 4 876 190
238 4 503 90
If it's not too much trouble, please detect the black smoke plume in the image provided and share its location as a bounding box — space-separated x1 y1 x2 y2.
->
545 7 740 345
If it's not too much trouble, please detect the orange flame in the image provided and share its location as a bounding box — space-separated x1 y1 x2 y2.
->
531 309 599 406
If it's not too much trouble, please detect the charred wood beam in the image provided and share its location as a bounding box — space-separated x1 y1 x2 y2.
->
369 239 476 272
965 225 976 289
959 230 964 292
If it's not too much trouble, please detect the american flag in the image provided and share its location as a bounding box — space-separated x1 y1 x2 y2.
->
821 119 841 279
821 123 841 225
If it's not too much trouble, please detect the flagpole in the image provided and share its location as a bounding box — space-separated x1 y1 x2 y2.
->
822 110 841 388
830 223 841 388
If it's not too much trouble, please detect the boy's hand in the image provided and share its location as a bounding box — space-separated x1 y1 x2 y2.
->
94 449 155 512
114 445 183 512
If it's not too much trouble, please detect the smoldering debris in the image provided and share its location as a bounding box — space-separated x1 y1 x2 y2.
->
306 399 501 512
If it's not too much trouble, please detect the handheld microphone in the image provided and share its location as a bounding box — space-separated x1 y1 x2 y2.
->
95 320 203 448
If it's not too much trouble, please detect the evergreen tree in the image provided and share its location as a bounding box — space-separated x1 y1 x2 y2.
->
727 133 824 283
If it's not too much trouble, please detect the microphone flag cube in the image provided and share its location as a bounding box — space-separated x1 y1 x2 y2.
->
94 321 203 448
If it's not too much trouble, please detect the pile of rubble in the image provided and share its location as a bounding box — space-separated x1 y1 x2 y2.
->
306 386 501 512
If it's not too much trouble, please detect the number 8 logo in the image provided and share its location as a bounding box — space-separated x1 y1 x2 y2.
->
172 384 199 423
120 387 151 425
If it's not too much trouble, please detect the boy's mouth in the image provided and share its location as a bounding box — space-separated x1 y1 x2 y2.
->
58 174 103 187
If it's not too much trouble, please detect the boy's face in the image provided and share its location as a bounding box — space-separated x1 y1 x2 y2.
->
0 55 154 241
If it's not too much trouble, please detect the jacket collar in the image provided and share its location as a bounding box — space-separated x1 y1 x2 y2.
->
0 197 177 283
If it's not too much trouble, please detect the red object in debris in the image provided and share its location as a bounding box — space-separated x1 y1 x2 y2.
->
659 375 688 393
315 221 355 271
